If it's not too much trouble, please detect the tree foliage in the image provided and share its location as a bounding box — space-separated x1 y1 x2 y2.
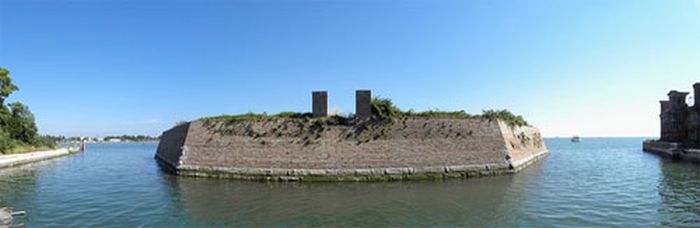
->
0 68 19 105
7 102 38 142
0 67 55 154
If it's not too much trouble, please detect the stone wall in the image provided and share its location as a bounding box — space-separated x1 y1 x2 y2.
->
156 118 548 181
643 141 700 163
498 123 547 171
155 122 190 169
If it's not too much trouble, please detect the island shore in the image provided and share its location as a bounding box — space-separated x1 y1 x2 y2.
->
0 148 78 169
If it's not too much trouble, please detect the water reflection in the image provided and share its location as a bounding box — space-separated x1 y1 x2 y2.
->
0 162 47 206
0 161 50 225
168 175 522 226
657 160 700 226
1 140 700 226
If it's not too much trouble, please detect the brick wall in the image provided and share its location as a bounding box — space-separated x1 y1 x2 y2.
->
156 118 547 176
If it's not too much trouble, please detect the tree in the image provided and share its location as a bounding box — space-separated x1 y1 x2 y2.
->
0 67 19 105
7 102 38 143
0 67 54 153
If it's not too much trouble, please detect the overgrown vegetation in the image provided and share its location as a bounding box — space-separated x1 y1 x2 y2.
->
369 97 402 122
369 97 528 127
198 97 529 128
197 97 529 147
479 109 528 127
0 67 57 154
200 112 313 122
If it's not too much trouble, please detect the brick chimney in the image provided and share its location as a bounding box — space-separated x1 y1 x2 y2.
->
355 90 371 120
312 91 327 117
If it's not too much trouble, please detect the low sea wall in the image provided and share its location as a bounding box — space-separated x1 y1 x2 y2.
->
0 148 74 169
643 141 700 163
156 118 548 181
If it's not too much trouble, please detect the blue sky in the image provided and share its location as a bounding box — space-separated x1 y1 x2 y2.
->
1 0 699 137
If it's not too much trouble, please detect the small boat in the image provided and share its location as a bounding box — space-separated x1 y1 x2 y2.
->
571 136 581 143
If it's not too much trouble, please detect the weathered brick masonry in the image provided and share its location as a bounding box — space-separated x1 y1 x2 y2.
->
156 117 548 181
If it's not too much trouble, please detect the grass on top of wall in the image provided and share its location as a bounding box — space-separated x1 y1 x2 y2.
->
371 97 529 127
195 98 529 128
199 112 312 122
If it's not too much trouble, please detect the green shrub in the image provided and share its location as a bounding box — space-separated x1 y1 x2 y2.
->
479 109 528 127
31 135 58 148
370 97 402 122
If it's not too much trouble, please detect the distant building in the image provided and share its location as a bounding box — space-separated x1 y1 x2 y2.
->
644 82 700 163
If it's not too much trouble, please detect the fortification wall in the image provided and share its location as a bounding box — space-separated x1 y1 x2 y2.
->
499 123 547 171
155 123 190 169
156 118 548 181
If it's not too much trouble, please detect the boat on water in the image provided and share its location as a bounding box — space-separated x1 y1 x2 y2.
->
571 136 581 143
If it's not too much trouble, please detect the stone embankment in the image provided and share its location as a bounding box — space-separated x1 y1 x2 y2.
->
643 141 700 163
156 117 548 181
0 148 79 169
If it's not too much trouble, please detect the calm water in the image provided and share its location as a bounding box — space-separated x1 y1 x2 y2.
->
0 138 699 227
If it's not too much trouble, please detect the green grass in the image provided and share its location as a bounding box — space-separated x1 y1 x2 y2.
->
2 144 56 155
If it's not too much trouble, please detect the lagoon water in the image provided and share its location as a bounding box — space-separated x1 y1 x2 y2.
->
0 138 699 227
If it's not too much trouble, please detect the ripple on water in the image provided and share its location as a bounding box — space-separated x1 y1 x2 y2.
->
0 139 699 227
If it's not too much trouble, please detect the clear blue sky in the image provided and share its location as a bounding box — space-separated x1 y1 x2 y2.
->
1 0 699 137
